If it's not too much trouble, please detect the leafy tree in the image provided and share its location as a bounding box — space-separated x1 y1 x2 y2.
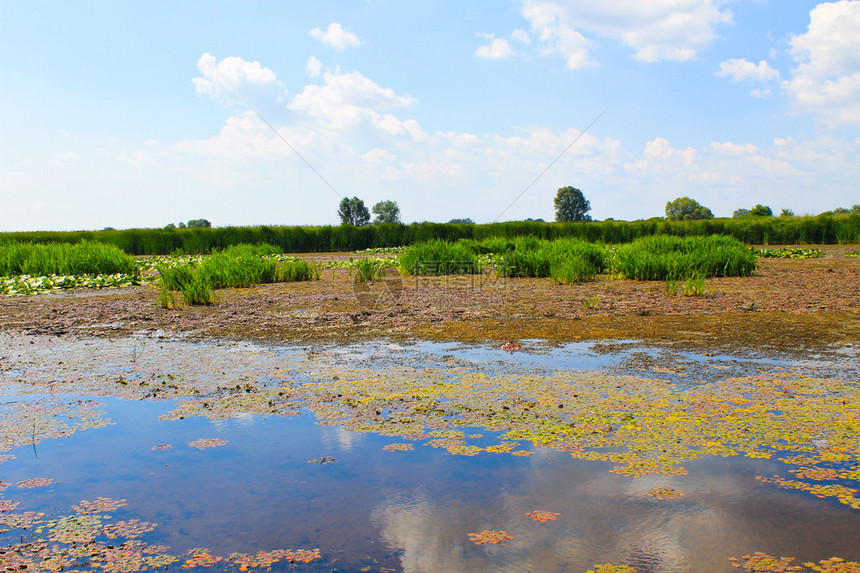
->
732 208 750 218
448 218 475 224
165 223 177 229
780 208 795 217
338 197 371 226
371 200 401 224
852 204 860 214
833 207 850 215
749 204 773 217
187 219 212 228
665 197 714 221
178 222 187 229
554 186 591 222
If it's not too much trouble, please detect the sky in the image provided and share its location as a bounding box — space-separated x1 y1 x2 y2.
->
1 1 859 231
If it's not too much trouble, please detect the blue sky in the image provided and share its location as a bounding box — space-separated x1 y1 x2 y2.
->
2 1 859 231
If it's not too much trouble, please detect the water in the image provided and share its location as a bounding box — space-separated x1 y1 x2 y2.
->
2 332 860 572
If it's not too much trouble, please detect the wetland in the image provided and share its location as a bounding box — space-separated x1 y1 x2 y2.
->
1 243 859 572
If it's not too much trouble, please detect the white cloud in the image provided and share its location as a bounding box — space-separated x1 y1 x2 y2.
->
192 53 288 106
165 56 860 226
716 58 780 83
783 0 860 125
511 29 532 44
517 0 733 67
288 70 417 137
116 150 157 166
476 38 516 59
305 56 323 78
309 22 363 51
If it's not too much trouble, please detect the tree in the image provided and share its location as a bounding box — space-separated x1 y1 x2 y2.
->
833 207 850 215
372 200 401 224
448 218 475 224
187 219 212 228
852 205 860 214
780 208 795 217
665 197 714 221
749 204 773 217
554 186 591 222
337 197 371 226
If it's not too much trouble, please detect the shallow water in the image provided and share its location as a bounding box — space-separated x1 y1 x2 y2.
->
2 332 860 572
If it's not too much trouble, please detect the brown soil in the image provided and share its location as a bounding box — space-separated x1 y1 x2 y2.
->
1 245 858 355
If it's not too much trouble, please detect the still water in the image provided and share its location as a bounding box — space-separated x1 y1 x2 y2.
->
1 333 859 572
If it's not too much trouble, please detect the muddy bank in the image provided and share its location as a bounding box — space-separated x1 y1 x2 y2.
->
0 247 858 355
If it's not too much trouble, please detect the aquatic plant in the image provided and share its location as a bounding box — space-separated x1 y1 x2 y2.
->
351 257 386 282
612 235 757 280
0 240 136 277
400 240 482 275
683 273 706 296
494 238 607 283
755 247 825 259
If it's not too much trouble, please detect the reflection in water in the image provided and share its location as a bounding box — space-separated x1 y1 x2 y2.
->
2 332 860 571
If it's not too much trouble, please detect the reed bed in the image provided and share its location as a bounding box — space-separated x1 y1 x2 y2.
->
156 243 316 305
611 235 757 280
4 213 857 255
0 241 136 277
493 238 607 284
400 240 481 275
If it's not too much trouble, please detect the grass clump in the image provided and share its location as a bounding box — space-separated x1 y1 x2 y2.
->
400 240 482 275
0 241 136 277
612 235 756 281
351 258 386 282
156 243 314 305
495 238 607 284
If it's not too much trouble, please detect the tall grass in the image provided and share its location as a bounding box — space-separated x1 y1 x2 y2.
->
0 241 136 277
400 240 481 275
494 238 607 283
612 235 756 280
4 213 857 255
156 244 315 305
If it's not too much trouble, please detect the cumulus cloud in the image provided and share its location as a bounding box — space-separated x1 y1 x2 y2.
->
310 22 363 51
783 0 860 125
192 53 288 106
288 69 417 137
716 58 780 83
517 0 733 67
475 38 516 59
172 55 860 224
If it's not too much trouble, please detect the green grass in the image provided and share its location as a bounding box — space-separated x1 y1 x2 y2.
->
351 258 386 282
612 235 757 281
3 212 857 255
0 240 136 277
400 240 482 275
156 244 315 305
494 238 607 283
